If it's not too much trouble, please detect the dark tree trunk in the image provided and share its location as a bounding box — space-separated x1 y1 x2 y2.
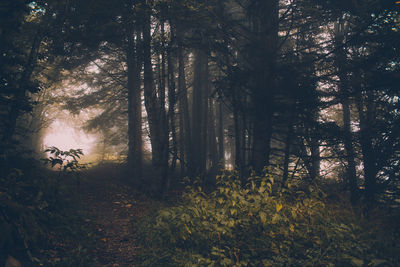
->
248 0 279 173
177 26 192 177
127 26 143 184
355 91 377 208
341 94 359 204
282 105 296 184
217 100 224 168
207 97 219 179
309 111 320 180
233 96 246 180
142 13 169 197
167 24 178 177
191 49 208 176
334 20 359 204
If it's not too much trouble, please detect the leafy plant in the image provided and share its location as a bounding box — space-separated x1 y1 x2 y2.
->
135 171 399 266
42 146 84 172
42 146 86 199
0 147 93 266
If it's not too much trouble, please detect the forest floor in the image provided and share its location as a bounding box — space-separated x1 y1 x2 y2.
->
73 165 147 267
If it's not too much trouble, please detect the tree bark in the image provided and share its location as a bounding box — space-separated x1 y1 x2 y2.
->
355 91 377 207
177 25 192 177
334 20 359 204
207 97 219 181
191 49 208 176
248 0 279 173
142 12 169 197
309 111 320 180
127 25 143 184
282 105 296 184
167 24 178 177
217 100 224 168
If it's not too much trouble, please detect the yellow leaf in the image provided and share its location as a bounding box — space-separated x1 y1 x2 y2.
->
259 211 267 224
185 224 191 234
276 203 283 212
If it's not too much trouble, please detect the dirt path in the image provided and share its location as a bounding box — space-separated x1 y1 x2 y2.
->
79 167 144 267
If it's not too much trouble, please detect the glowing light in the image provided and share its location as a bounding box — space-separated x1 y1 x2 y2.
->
43 119 97 156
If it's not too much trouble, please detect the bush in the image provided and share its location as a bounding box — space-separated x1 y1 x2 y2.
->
0 147 94 266
135 171 399 266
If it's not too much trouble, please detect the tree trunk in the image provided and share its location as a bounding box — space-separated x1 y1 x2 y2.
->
177 26 192 177
248 0 279 173
191 49 208 176
127 25 143 184
167 24 178 178
341 94 359 204
217 100 224 168
282 105 296 184
309 111 320 180
355 91 377 208
207 97 219 183
142 13 168 197
334 20 359 204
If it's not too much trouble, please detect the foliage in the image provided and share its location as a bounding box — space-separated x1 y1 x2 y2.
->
135 171 399 266
41 146 87 198
42 146 84 171
0 147 95 266
0 164 46 264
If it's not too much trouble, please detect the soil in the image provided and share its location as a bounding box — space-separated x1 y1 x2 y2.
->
78 166 146 267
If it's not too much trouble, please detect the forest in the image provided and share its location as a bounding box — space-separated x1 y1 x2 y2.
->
1 0 400 266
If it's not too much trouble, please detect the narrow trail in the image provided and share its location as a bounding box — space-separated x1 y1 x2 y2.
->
78 167 145 267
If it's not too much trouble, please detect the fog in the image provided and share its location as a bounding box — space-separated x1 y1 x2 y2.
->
43 118 98 162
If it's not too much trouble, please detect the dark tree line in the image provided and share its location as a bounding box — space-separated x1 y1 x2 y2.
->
1 0 399 206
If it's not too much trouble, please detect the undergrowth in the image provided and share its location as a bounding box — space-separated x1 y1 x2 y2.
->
135 171 400 266
0 147 97 266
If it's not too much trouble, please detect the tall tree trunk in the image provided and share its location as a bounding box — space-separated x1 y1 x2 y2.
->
167 24 178 178
217 100 224 168
201 61 209 174
127 26 143 184
282 105 296 184
207 97 219 183
309 111 320 180
232 85 247 180
355 91 377 208
142 13 168 197
249 0 279 173
191 49 208 176
233 103 244 178
177 26 192 177
334 20 359 204
341 94 359 203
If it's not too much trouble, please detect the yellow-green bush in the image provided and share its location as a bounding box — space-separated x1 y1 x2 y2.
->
135 172 399 266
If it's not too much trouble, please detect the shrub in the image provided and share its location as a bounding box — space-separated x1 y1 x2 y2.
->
0 146 94 266
135 171 398 266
